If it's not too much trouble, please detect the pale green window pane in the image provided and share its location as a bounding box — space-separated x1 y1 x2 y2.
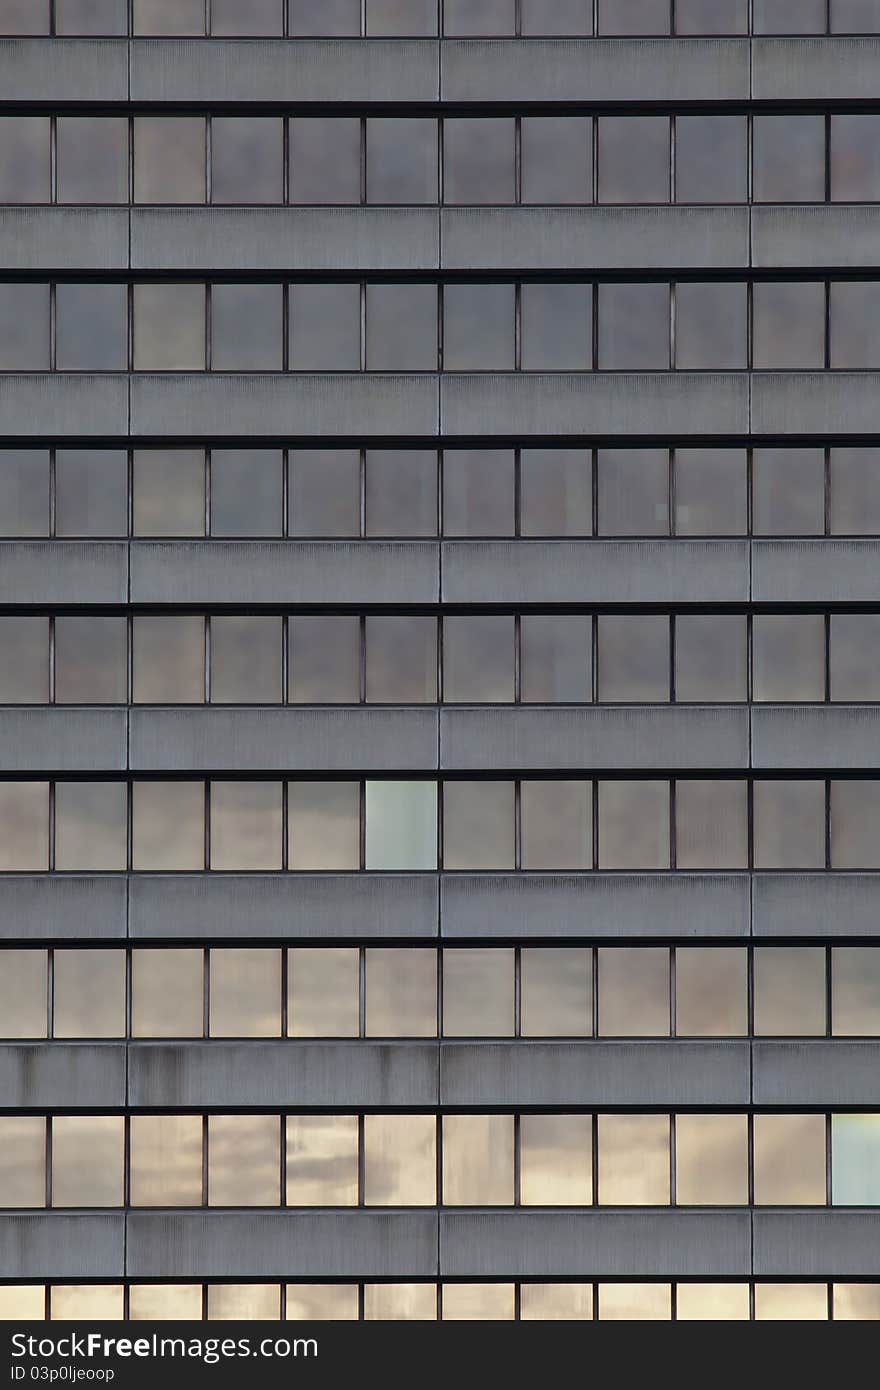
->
832 1114 880 1204
365 780 437 870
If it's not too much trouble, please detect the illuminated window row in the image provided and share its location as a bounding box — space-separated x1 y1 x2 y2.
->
3 944 878 1042
9 609 880 707
5 445 880 542
1 777 879 873
1 1110 878 1209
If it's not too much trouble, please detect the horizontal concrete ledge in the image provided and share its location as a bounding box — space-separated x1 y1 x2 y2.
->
0 208 129 273
440 1210 751 1278
441 705 748 771
0 1214 124 1280
751 206 880 271
442 38 749 104
754 1041 880 1108
133 207 440 273
752 37 880 102
130 873 438 940
130 1042 438 1109
0 375 128 438
0 708 127 774
442 373 748 437
753 874 880 939
0 39 127 102
752 540 880 604
753 1211 880 1278
0 1044 125 1110
752 374 880 437
0 543 128 606
441 540 749 604
130 541 440 605
131 707 439 773
443 206 749 272
131 374 439 438
127 1211 438 1279
441 873 750 939
752 706 880 771
0 877 126 942
441 1041 749 1108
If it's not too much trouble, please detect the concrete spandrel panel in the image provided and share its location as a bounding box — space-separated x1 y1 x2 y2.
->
0 1045 125 1110
0 708 127 774
0 543 128 605
0 1216 124 1279
440 1211 751 1279
0 209 128 273
754 1212 880 1278
0 375 128 438
442 373 748 438
753 38 880 101
753 874 880 939
0 877 126 942
441 1042 750 1108
754 1042 880 1108
752 206 880 271
130 1042 438 1109
752 541 880 604
133 208 440 273
442 39 749 103
752 374 880 437
130 542 439 605
0 39 127 101
129 874 438 940
132 39 439 102
442 541 749 605
752 707 880 771
127 1212 439 1279
131 374 439 439
441 706 748 771
443 207 749 272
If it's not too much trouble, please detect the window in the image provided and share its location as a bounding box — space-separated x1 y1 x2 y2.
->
752 283 826 370
133 450 205 537
832 947 880 1035
210 616 282 704
289 0 361 34
131 781 205 871
0 951 46 1039
442 1286 515 1321
752 448 826 536
129 1116 203 1207
55 617 126 705
0 618 48 702
289 616 360 703
597 0 669 32
442 781 514 869
598 780 670 869
365 283 437 370
598 1285 671 1321
364 780 438 870
833 0 880 31
211 284 283 371
597 450 669 535
521 283 592 370
365 948 436 1037
285 1115 357 1206
209 948 281 1036
597 615 669 702
365 616 437 703
443 120 515 205
832 1114 880 1204
54 783 127 872
0 0 49 34
831 448 880 534
520 948 592 1037
289 283 360 370
288 782 359 870
831 115 880 201
133 0 204 34
0 284 49 369
288 948 359 1038
56 450 127 538
443 450 515 536
131 949 203 1038
443 0 515 36
133 283 206 370
520 1114 592 1206
211 0 283 33
674 448 748 536
597 1114 669 1204
754 946 826 1036
520 780 592 869
130 1286 203 1321
211 118 283 205
752 1114 826 1204
363 1285 436 1321
675 1114 748 1205
56 118 128 205
521 118 592 204
753 779 826 869
132 615 205 703
753 0 827 32
363 1115 436 1206
364 450 437 537
289 450 360 537
675 1284 750 1321
675 615 748 702
754 1285 828 1320
443 284 515 369
209 781 283 871
289 119 361 205
597 118 670 204
285 1285 358 1320
597 283 670 369
675 282 747 369
52 1117 124 1207
209 1115 280 1206
520 615 592 703
752 615 826 702
56 283 127 371
753 117 825 203
0 119 49 204
676 948 748 1037
367 0 438 35
831 281 880 368
520 449 592 537
0 783 48 871
520 0 592 33
676 2 748 37
207 1286 281 1320
598 948 669 1037
133 118 206 204
211 450 283 538
51 1287 123 1321
443 615 515 702
676 779 749 869
442 1115 514 1205
0 450 48 537
366 119 437 204
831 780 880 868
0 1118 44 1207
443 948 513 1036
676 117 748 204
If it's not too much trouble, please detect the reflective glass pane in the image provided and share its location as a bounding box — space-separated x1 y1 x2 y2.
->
597 0 669 32
285 1115 358 1205
129 1115 203 1206
290 450 360 537
129 1286 203 1321
754 0 826 32
366 119 437 204
0 118 49 204
50 1287 123 1321
831 115 880 200
520 780 592 870
443 283 514 369
443 119 515 204
597 1114 670 1204
54 783 127 872
211 616 282 704
53 949 125 1038
131 948 203 1039
443 948 513 1036
598 948 669 1037
52 1117 124 1207
443 616 514 702
290 118 361 205
133 283 206 369
0 284 49 369
134 117 206 202
0 1287 45 1319
675 1114 748 1205
132 615 205 703
289 0 360 33
522 282 591 369
444 0 514 31
0 950 46 1039
831 281 880 367
832 1114 880 1204
753 615 826 702
289 283 360 370
675 282 747 369
598 780 670 869
520 616 592 703
0 1117 44 1207
288 948 359 1038
521 118 592 203
443 450 515 536
520 1114 592 1206
832 947 880 1036
676 948 748 1037
289 616 360 703
597 615 669 701
132 449 205 537
598 118 670 203
0 450 48 537
833 1284 880 1319
675 615 748 702
211 118 283 204
211 0 283 33
285 1285 358 1320
831 614 880 700
442 1285 515 1320
0 0 49 33
0 618 48 702
211 449 282 538
363 1115 436 1205
365 780 437 870
56 450 127 538
520 449 592 537
674 449 747 537
833 0 880 30
366 616 437 703
211 283 283 371
443 781 514 869
207 1285 281 1320
675 1284 750 1320
753 779 826 869
676 779 748 869
753 116 826 199
519 1284 593 1319
56 283 127 371
210 781 283 871
598 450 669 535
209 1115 280 1206
521 948 592 1037
288 781 360 870
365 948 436 1037
831 780 880 868
0 783 48 871
210 947 282 1036
365 450 437 537
366 283 437 370
753 1113 826 1204
367 0 438 34
752 448 825 536
55 617 127 704
56 118 128 204
597 283 670 367
442 1115 514 1204
675 3 748 36
831 448 880 535
363 1284 437 1319
133 0 203 33
752 282 826 369
754 1285 828 1320
132 781 205 871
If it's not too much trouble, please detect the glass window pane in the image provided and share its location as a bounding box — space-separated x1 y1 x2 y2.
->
598 117 670 202
0 1287 45 1319
133 615 205 703
597 283 669 368
0 783 48 871
211 283 283 371
520 0 592 33
365 948 436 1037
520 449 592 537
0 0 49 33
132 449 204 537
752 448 825 536
832 1114 880 1204
211 449 282 538
0 118 49 203
209 1115 280 1206
285 1285 358 1320
54 782 127 872
210 947 281 1036
288 948 359 1038
289 0 360 33
676 948 748 1037
753 615 825 702
520 1284 594 1320
211 0 283 33
53 949 124 1039
444 0 515 31
290 118 361 205
365 450 437 537
290 283 360 369
676 1114 748 1205
521 948 592 1037
443 615 515 702
754 0 827 31
285 1115 357 1205
0 618 48 702
129 1286 203 1321
675 282 747 369
832 947 880 1036
55 617 127 704
210 781 282 871
57 117 128 205
211 118 283 204
207 1285 281 1320
366 119 437 204
0 450 48 538
132 781 205 871
676 779 748 869
597 0 669 31
442 1285 515 1320
832 614 880 701
56 450 127 538
0 1117 44 1207
675 615 748 702
831 448 880 535
675 1283 750 1320
443 948 513 1036
521 616 592 703
831 115 880 200
366 616 437 703
129 1115 203 1206
754 1285 828 1320
366 283 437 370
755 946 826 1036
598 780 670 869
133 0 203 33
520 1114 592 1206
521 118 592 203
753 1114 826 1204
131 948 203 1038
289 616 360 703
365 780 438 870
56 283 127 371
134 117 205 203
834 1283 880 1318
832 780 880 868
52 1117 123 1207
133 283 205 370
442 1114 514 1204
833 0 880 30
363 1115 436 1205
288 782 360 870
753 282 826 369
597 615 669 701
598 948 669 1037
831 281 880 368
443 781 514 869
443 283 514 369
676 117 748 201
50 1287 123 1321
522 283 591 370
211 617 282 704
521 780 592 869
363 1284 437 1320
597 1114 670 1204
674 449 747 537
444 119 515 204
0 950 46 1039
753 779 826 869
0 284 49 369
290 450 360 537
367 0 438 34
753 116 825 200
443 449 515 536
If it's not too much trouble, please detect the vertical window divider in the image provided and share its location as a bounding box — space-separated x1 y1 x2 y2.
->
670 944 677 1038
824 611 831 705
514 613 521 704
513 1112 521 1208
281 778 288 871
826 942 833 1039
123 1112 130 1211
282 614 289 706
825 110 831 204
49 281 56 373
513 447 521 538
205 448 212 539
826 1110 833 1208
823 445 831 539
45 1114 52 1210
669 612 676 703
201 1113 209 1207
203 947 210 1040
360 282 367 372
282 116 290 206
669 777 677 871
437 944 443 1040
204 615 211 704
591 283 598 372
591 1111 599 1206
514 281 522 372
514 945 521 1038
282 282 289 374
359 779 366 871
48 780 55 874
669 1111 677 1207
205 283 212 373
436 1113 443 1211
47 946 54 1042
283 448 290 539
357 1113 365 1209
205 115 212 206
670 112 676 204
591 114 598 204
125 944 132 1042
48 613 56 706
747 1110 754 1208
591 945 598 1038
204 778 211 872
280 1111 287 1208
514 778 522 872
280 944 288 1040
360 615 367 706
49 447 56 540
359 447 367 539
592 777 599 870
50 116 57 205
669 280 676 371
359 946 366 1040
514 116 522 206
669 446 676 538
825 777 831 871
